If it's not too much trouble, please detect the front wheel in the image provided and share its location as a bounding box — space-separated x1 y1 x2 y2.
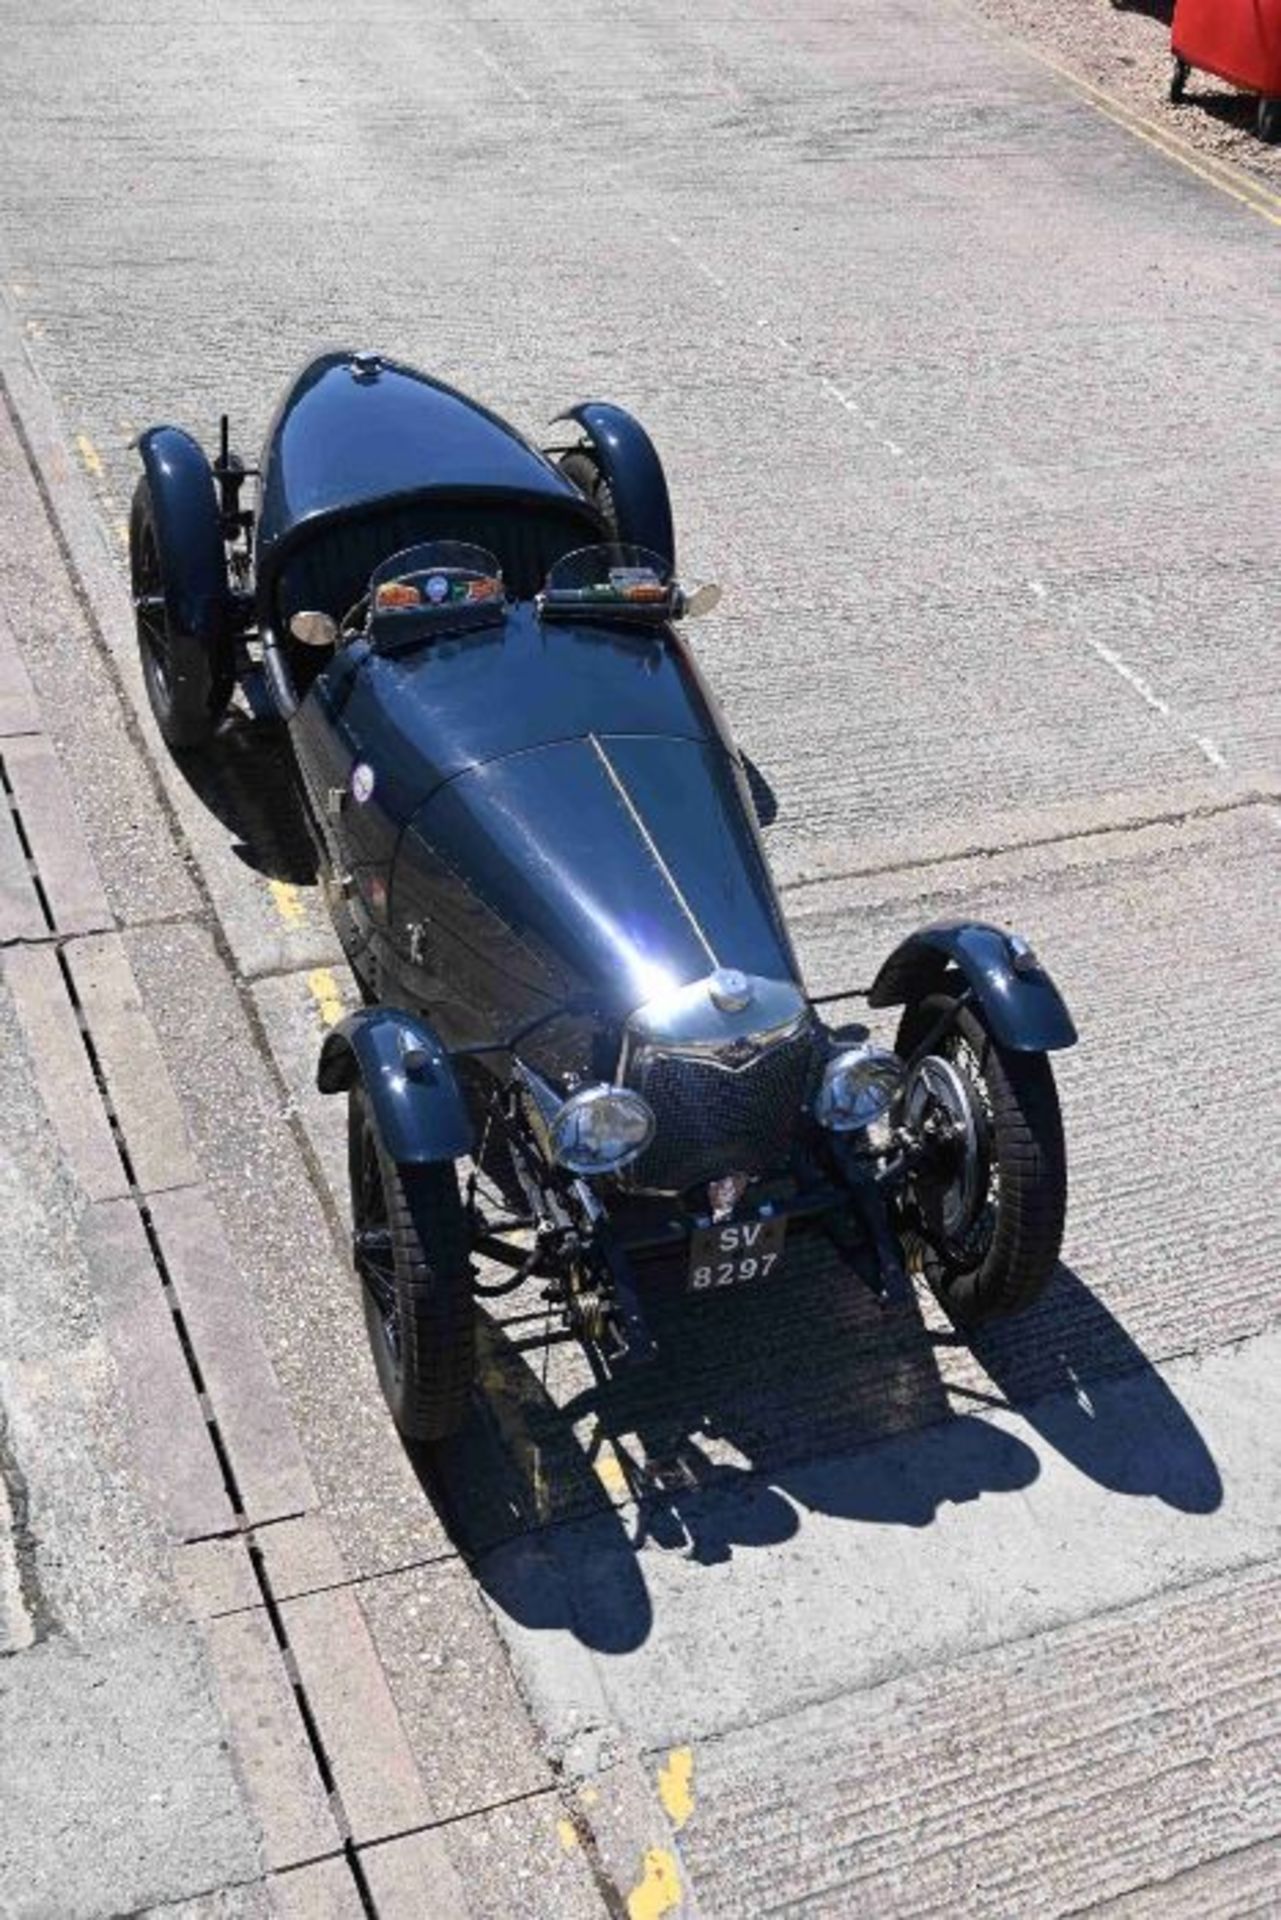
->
129 476 233 749
348 1084 476 1440
895 993 1067 1325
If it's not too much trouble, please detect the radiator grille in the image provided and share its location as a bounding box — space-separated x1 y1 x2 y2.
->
625 1026 817 1193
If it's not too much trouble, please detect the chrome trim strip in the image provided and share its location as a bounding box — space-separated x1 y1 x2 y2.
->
588 733 718 970
627 1019 809 1079
617 973 811 1082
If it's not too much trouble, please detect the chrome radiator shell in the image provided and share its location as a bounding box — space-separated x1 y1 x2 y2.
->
617 975 816 1195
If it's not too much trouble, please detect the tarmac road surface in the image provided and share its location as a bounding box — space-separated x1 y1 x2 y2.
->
1 0 1279 1914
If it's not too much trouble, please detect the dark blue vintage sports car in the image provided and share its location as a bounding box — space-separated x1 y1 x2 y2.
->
131 351 1076 1440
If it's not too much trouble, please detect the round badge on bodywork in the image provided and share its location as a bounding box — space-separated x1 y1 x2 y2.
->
350 762 376 806
708 968 753 1013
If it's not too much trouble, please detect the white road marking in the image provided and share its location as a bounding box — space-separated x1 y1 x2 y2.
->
1029 579 1230 776
463 36 905 460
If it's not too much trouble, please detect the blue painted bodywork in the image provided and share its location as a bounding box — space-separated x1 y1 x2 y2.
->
555 401 675 566
288 592 796 1081
134 426 227 642
135 351 1076 1194
256 352 600 614
868 921 1077 1052
317 1007 472 1163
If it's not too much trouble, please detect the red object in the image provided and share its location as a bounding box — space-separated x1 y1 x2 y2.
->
1171 0 1281 97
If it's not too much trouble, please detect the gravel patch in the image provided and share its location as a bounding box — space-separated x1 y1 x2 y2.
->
963 0 1281 191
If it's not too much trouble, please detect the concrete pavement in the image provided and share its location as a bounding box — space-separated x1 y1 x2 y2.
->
0 0 1279 1914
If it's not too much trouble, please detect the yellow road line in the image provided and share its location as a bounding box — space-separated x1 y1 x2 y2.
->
626 1848 682 1919
657 1748 694 1831
267 879 304 923
306 967 345 1028
943 0 1281 231
1026 43 1281 221
593 1437 630 1498
75 433 103 479
556 1818 580 1853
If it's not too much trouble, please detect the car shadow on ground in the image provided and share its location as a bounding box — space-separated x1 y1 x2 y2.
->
419 1246 1221 1654
171 709 318 884
1107 0 1172 23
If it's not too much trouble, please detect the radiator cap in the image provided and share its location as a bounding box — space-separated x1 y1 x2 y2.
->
708 968 753 1013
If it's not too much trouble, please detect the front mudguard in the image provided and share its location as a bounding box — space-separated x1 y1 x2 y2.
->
317 1007 472 1164
552 401 675 568
868 921 1077 1053
134 425 229 645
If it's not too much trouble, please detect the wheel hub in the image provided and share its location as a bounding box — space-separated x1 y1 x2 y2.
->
904 1052 990 1244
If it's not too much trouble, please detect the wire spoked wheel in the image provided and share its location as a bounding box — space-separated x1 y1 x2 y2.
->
348 1084 476 1441
896 992 1067 1326
557 446 619 537
129 476 233 749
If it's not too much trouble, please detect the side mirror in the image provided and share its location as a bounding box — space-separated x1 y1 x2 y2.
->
289 610 339 649
681 583 722 620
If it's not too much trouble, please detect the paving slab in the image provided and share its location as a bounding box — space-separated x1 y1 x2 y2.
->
431 1797 607 1920
1 941 128 1202
268 1857 364 1920
81 1195 234 1544
205 1607 342 1873
2 729 113 934
679 1562 1281 1918
175 1536 261 1622
568 1753 702 1920
0 605 39 737
0 766 46 941
255 1512 349 1603
0 974 179 1637
480 1322 1273 1759
357 1557 553 1823
0 1625 260 1920
357 1826 471 1919
142 1888 274 1920
64 929 202 1193
281 1584 434 1844
150 1184 318 1527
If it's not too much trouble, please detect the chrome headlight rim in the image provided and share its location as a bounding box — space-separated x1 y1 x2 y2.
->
815 1042 905 1133
548 1083 656 1176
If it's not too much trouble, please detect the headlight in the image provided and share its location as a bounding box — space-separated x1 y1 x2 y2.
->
549 1084 655 1174
815 1044 903 1132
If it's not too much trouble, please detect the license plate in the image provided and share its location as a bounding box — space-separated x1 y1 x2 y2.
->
687 1215 787 1293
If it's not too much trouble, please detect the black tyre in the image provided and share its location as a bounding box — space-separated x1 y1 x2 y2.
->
557 446 619 538
895 992 1066 1325
1170 58 1189 105
129 475 233 750
348 1084 476 1441
1258 97 1281 145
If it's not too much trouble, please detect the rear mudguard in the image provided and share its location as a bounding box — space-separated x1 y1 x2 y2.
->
134 426 229 643
317 1007 473 1163
867 921 1077 1052
553 402 675 568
